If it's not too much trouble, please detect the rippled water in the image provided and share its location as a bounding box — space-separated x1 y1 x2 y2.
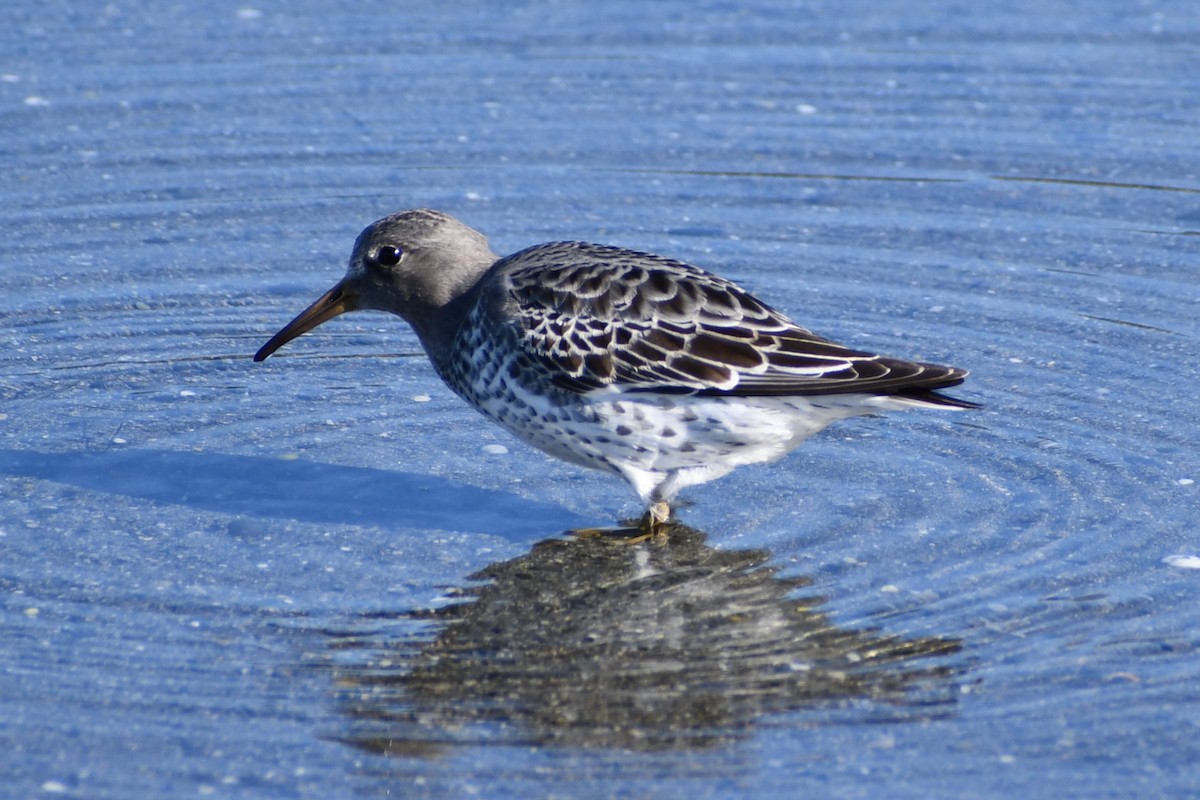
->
4 1 1200 798
330 524 962 753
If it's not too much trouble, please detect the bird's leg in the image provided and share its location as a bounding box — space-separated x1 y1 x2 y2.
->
569 501 671 543
634 500 671 535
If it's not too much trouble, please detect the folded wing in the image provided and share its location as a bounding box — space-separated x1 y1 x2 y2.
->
490 242 972 404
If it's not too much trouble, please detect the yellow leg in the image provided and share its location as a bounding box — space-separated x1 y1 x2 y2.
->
630 501 671 539
568 501 672 543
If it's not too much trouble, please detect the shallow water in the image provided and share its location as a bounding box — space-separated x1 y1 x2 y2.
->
3 1 1200 798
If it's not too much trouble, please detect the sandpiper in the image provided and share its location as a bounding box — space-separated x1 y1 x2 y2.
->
255 209 975 527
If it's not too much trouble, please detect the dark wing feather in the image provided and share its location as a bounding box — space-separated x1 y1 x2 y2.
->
489 242 972 403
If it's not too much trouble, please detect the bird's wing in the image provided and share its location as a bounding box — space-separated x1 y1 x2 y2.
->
490 242 968 398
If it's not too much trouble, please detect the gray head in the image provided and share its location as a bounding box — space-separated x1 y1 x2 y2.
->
254 209 498 362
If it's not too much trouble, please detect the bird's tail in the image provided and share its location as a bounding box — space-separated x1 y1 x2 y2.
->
889 389 980 410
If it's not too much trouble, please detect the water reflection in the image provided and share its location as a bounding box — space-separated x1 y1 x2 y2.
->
327 524 962 754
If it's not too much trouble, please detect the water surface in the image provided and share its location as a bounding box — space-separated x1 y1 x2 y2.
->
3 1 1199 798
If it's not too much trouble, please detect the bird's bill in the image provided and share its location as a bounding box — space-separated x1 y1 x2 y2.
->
253 280 359 361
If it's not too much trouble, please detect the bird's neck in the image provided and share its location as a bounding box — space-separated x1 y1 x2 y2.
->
405 278 486 370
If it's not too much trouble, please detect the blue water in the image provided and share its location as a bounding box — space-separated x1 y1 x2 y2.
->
3 1 1200 798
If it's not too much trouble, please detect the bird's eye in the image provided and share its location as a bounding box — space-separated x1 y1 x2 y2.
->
376 245 403 266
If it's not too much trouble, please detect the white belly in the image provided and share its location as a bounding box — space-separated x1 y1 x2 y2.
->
468 381 896 503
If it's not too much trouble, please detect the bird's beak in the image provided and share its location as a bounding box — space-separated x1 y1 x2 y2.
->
253 280 359 361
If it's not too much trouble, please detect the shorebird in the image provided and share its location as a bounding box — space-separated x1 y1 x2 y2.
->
255 209 975 528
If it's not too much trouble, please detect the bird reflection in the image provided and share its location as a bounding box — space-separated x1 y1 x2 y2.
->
326 523 961 755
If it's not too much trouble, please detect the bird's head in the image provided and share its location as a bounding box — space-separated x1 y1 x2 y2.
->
253 209 497 362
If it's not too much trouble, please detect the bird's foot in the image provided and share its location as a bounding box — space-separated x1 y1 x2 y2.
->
648 500 670 526
568 524 638 538
567 502 672 544
568 524 655 544
630 501 672 541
